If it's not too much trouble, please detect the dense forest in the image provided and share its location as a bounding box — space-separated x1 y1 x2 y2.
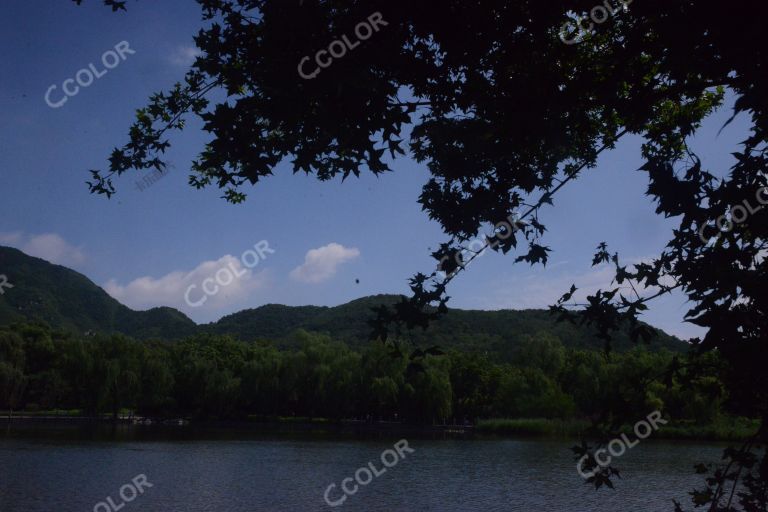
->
0 322 724 426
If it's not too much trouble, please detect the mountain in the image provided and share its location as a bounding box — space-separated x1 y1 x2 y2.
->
0 245 685 353
0 246 197 339
205 294 685 354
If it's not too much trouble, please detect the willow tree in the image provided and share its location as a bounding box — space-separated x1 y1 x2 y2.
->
80 0 768 509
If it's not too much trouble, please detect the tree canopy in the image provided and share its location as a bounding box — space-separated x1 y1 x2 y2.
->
0 322 725 429
77 1 768 509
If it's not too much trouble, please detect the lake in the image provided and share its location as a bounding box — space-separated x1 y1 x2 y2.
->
0 424 725 511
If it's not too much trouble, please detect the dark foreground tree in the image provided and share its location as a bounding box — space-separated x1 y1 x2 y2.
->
78 0 767 509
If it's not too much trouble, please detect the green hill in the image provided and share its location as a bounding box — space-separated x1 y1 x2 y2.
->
206 294 685 354
0 245 685 354
0 246 197 338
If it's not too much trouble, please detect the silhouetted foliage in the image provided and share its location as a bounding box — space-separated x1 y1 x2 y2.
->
75 1 768 509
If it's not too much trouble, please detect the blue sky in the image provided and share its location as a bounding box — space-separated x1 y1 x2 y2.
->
0 1 752 337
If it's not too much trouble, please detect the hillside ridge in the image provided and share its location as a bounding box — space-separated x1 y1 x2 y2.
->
0 246 685 353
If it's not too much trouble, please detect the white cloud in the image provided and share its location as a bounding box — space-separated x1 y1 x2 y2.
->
290 243 360 284
104 254 271 318
167 45 202 67
0 232 85 267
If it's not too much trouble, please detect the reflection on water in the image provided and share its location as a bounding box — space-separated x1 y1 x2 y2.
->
0 423 726 512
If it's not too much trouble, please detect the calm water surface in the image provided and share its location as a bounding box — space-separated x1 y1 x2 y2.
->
0 424 725 512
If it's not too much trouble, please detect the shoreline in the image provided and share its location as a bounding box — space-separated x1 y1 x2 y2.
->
2 414 757 442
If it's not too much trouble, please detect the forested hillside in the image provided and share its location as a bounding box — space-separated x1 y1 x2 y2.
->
0 246 197 339
207 295 685 354
0 247 685 358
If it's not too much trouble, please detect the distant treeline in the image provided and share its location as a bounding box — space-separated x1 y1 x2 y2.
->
0 323 723 424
